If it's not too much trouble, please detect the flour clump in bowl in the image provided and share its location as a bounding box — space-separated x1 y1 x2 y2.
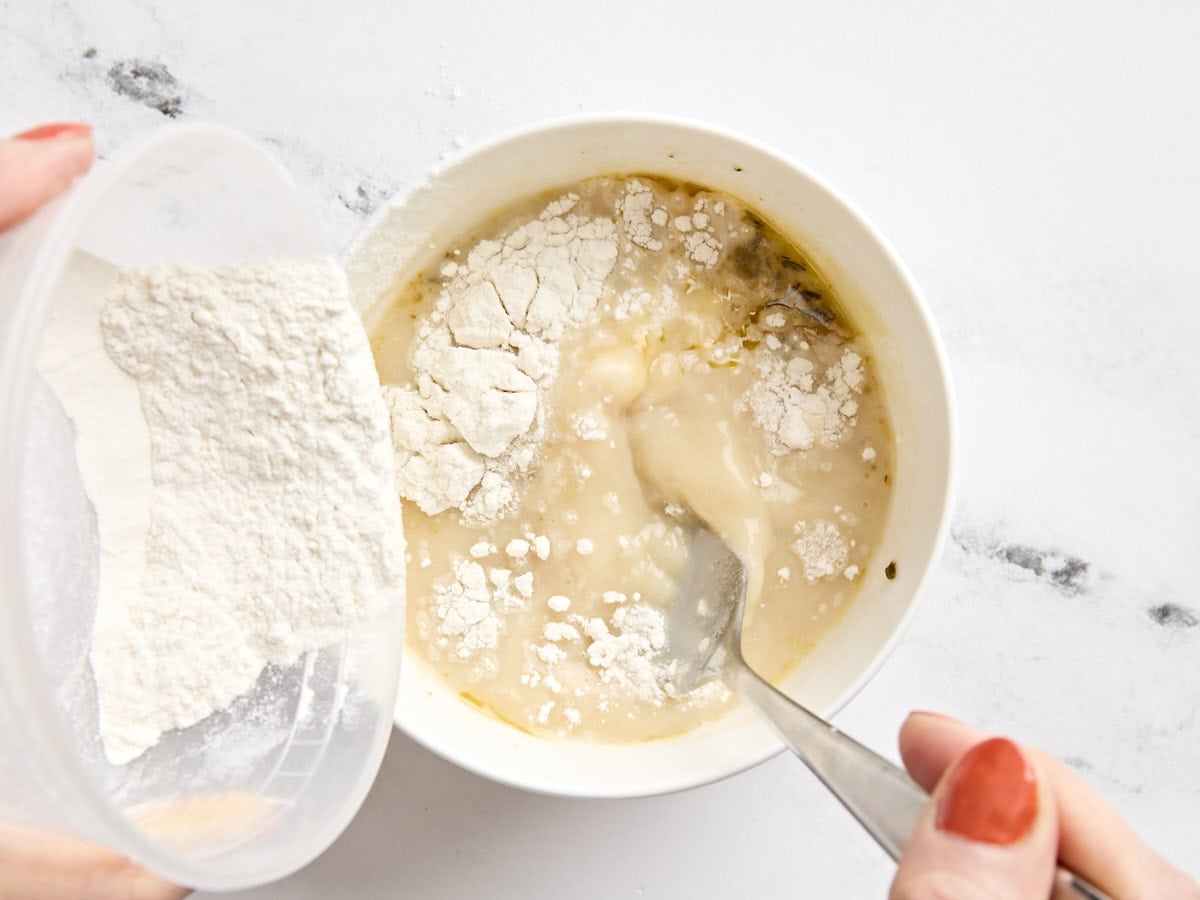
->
370 176 894 741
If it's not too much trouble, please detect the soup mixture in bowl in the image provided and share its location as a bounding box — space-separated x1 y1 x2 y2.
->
370 175 891 742
350 116 952 796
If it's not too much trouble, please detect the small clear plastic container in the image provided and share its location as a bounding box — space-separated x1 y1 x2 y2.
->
0 124 404 890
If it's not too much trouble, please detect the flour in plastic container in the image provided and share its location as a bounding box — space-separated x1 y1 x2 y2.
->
39 256 404 764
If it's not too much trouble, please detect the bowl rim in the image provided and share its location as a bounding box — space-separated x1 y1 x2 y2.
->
367 110 957 798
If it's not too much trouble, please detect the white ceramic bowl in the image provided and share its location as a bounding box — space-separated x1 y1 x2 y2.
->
347 114 954 798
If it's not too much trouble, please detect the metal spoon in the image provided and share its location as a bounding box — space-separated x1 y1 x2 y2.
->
666 525 1108 899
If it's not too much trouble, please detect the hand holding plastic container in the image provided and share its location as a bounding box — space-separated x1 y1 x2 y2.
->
0 122 405 892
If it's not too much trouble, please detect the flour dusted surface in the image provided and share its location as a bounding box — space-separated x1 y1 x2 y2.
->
42 257 404 764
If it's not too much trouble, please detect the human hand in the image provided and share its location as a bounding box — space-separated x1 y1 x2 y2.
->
0 823 190 900
890 711 1200 899
0 122 95 232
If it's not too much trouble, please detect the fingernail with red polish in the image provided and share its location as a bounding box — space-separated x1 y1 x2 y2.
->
909 709 959 722
936 737 1038 845
14 123 93 141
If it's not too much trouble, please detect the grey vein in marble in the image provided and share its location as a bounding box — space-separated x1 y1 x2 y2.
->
1147 603 1199 629
337 179 393 218
951 524 1091 595
104 58 186 118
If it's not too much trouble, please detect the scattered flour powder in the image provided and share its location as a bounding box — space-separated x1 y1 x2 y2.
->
746 346 865 454
579 605 668 703
39 256 404 763
791 520 850 583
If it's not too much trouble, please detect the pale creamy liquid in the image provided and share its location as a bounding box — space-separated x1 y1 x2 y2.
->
371 176 892 741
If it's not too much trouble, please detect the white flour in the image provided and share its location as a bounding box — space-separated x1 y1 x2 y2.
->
746 346 865 454
383 195 618 521
432 557 529 659
578 605 668 703
791 520 849 582
616 180 667 252
39 256 404 764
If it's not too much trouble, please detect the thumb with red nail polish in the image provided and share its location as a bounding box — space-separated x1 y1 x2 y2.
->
891 737 1058 899
0 122 95 232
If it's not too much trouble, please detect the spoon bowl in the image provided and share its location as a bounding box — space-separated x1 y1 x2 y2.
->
664 525 928 860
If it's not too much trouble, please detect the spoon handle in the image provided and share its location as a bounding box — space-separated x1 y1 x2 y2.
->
727 661 1110 898
728 661 925 857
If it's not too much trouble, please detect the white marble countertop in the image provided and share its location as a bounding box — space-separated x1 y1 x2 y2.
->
5 1 1198 895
